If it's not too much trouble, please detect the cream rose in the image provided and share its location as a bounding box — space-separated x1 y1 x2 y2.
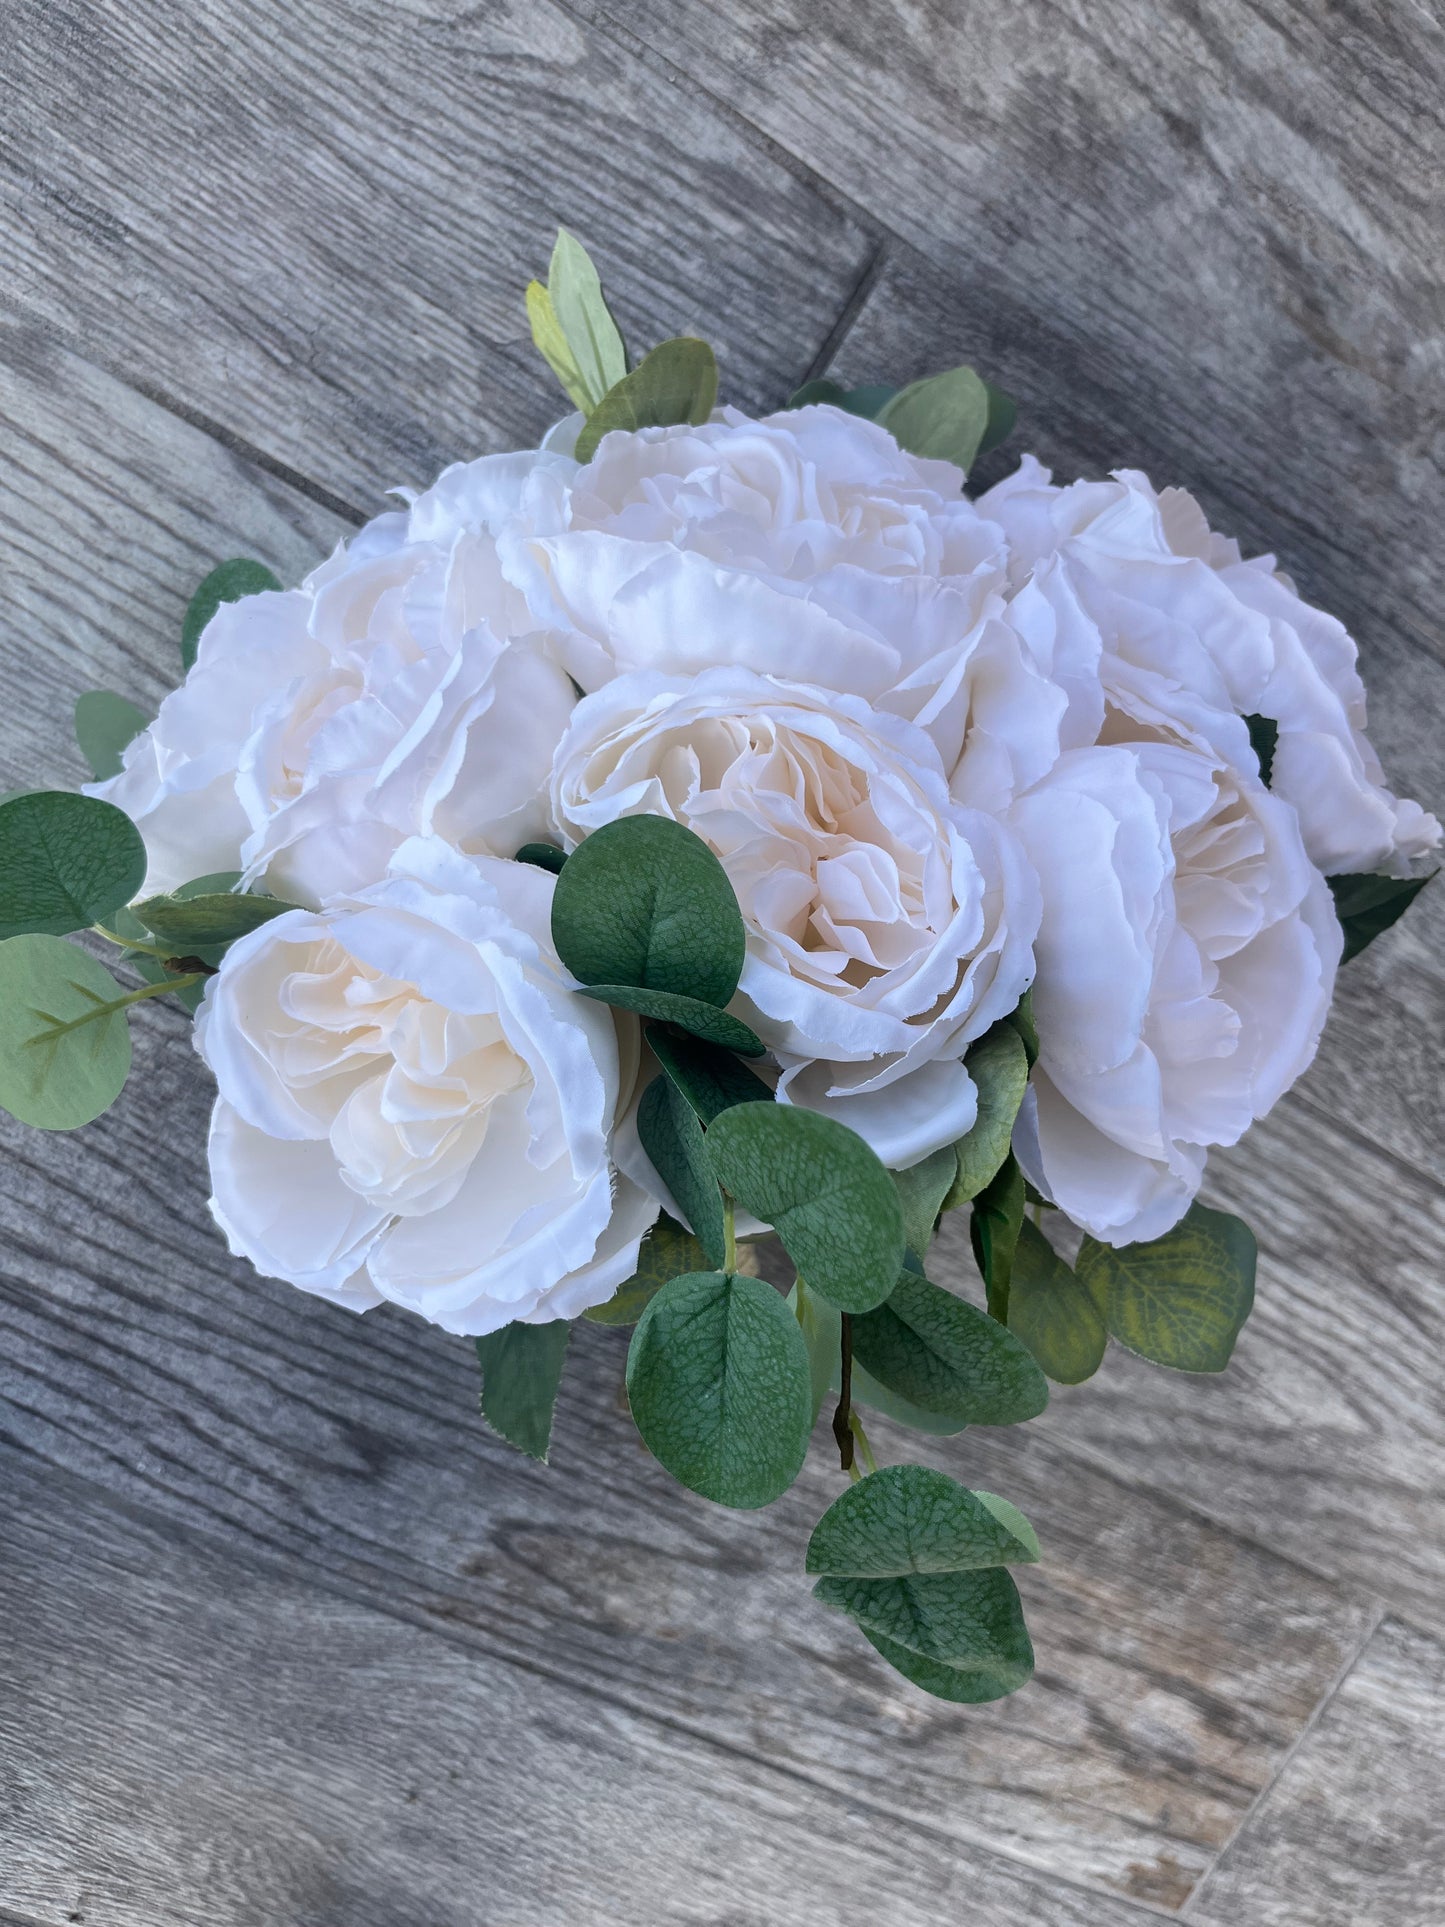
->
194 837 656 1333
504 404 1065 812
1009 741 1341 1245
548 666 1040 1169
982 457 1440 877
90 451 576 903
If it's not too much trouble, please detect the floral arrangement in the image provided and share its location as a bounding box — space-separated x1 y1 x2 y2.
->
1 233 1435 1706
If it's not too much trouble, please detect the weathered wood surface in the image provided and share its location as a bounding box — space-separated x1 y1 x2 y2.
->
2 0 1443 1921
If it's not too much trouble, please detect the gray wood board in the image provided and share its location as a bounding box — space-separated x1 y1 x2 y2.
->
1 0 873 514
1186 1617 1445 1927
0 1454 1161 1927
583 0 1445 666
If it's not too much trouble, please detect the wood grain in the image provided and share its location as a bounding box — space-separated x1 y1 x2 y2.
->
0 1455 1161 1927
1186 1617 1445 1927
0 0 872 513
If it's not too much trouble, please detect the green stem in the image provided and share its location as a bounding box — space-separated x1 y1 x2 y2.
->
832 1312 855 1474
37 974 205 1039
722 1197 738 1274
93 922 173 961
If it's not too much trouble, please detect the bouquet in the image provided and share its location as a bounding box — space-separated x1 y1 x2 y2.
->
1 232 1435 1706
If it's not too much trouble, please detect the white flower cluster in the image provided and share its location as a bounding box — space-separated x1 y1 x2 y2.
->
95 406 1438 1329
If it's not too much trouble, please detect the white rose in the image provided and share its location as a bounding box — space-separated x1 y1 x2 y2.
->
90 451 577 902
982 457 1440 877
504 404 1066 812
1009 741 1341 1245
549 666 1040 1169
194 837 657 1334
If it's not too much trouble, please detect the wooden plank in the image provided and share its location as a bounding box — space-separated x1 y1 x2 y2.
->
0 1456 1160 1927
0 0 873 513
1186 1616 1445 1926
586 0 1445 664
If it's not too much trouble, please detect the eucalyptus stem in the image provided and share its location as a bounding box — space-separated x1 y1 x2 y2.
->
36 973 205 1039
832 1311 855 1473
92 922 172 961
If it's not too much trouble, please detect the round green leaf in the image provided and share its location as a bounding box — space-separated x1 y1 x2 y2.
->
626 1270 812 1508
73 691 151 781
943 1020 1030 1208
969 1152 1026 1322
850 1268 1048 1427
551 816 746 1007
852 1574 1035 1703
585 1213 710 1327
134 890 299 949
792 1285 967 1434
649 1027 774 1124
515 842 567 875
0 792 147 939
1008 1218 1108 1385
892 1144 959 1262
1077 1203 1256 1373
0 935 132 1128
877 365 991 472
636 1074 726 1269
574 337 719 465
579 985 763 1055
705 1103 904 1314
806 1463 1039 1578
182 559 283 672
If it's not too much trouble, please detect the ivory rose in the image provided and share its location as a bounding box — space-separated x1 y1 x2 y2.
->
982 457 1440 877
504 405 1067 811
1009 741 1341 1245
90 451 576 902
548 665 1040 1168
194 837 657 1333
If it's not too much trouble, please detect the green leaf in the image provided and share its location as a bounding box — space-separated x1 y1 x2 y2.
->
805 1463 1039 1577
525 278 591 414
1328 870 1435 965
1004 986 1040 1067
878 366 991 472
1244 712 1279 787
578 986 763 1056
551 815 745 1008
705 1103 904 1314
548 228 628 411
648 1027 773 1124
943 1021 1030 1208
807 1465 1036 1702
515 841 567 875
851 1268 1047 1427
474 1319 571 1463
978 382 1017 457
74 691 151 781
626 1270 813 1508
134 890 299 949
1007 1218 1107 1385
969 1153 1027 1321
573 338 719 465
793 1285 968 1435
1077 1202 1257 1373
636 1074 726 1269
786 1280 837 1425
0 935 132 1128
892 1145 959 1261
584 1213 709 1326
786 378 900 419
182 559 282 672
0 792 147 939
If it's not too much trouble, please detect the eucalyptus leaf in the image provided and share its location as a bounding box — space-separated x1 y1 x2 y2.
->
0 935 132 1129
706 1102 904 1314
1244 712 1279 787
1004 986 1040 1067
978 382 1018 457
648 1027 774 1124
182 559 282 672
878 365 991 472
1077 1202 1256 1373
943 1020 1030 1208
585 1213 709 1326
0 792 147 939
850 1268 1048 1427
626 1270 812 1508
525 278 591 413
805 1463 1038 1577
798 1284 969 1435
1328 869 1435 965
515 841 567 875
474 1319 570 1462
973 1490 1041 1563
969 1153 1027 1322
574 338 718 464
892 1145 959 1261
548 228 628 411
636 1075 726 1268
73 691 150 781
579 985 763 1055
550 816 745 1007
135 890 300 949
843 1573 1035 1703
787 1280 837 1426
1007 1218 1107 1385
